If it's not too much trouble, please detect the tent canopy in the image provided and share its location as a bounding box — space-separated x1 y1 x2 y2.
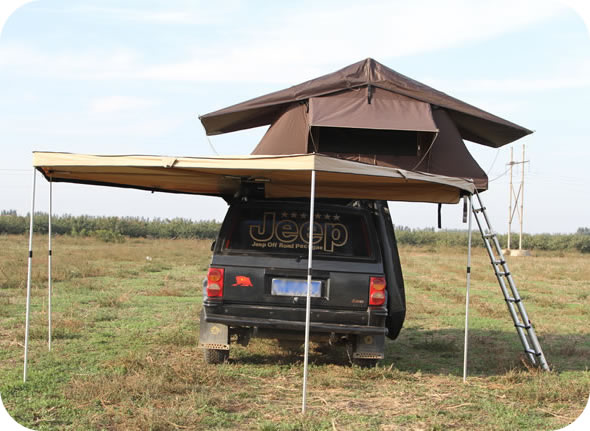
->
33 152 475 204
249 91 489 190
200 58 532 148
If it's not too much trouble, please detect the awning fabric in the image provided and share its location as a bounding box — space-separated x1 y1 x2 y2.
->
33 152 475 204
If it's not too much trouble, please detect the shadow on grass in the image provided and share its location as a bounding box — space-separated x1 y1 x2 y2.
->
225 327 590 376
384 327 590 376
228 345 352 368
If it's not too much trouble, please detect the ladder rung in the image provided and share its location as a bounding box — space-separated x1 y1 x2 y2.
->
515 323 532 330
483 233 496 239
505 297 521 303
493 260 506 265
497 271 511 277
473 207 486 213
525 349 543 357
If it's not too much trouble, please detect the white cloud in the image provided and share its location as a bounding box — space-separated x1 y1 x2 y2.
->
0 42 140 80
90 96 158 114
69 5 213 25
0 112 180 139
0 0 570 84
424 56 590 96
140 0 569 83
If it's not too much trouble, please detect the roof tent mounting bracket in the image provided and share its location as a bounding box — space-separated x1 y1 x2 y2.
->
367 84 373 105
223 175 270 183
231 177 269 200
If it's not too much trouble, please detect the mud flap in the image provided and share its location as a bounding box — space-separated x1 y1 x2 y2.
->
198 309 229 350
353 334 385 360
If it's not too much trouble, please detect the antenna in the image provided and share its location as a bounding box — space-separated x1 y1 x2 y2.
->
506 144 530 256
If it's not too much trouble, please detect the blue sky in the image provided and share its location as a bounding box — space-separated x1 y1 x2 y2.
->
1 0 589 233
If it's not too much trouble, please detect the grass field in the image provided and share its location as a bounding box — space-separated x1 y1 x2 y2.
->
0 234 589 430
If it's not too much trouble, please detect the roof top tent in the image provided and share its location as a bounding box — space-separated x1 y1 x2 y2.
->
200 58 533 191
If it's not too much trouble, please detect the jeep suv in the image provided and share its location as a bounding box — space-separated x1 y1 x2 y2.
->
199 198 405 366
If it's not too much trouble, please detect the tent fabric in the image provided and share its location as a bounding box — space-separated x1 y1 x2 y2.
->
200 58 532 147
33 152 474 204
308 87 438 132
319 110 489 190
420 110 488 190
251 103 309 155
251 87 438 158
250 91 488 190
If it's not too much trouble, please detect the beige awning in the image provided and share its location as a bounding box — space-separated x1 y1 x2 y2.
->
33 152 475 203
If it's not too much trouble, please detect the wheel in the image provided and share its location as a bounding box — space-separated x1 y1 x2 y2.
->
204 348 229 364
352 358 379 368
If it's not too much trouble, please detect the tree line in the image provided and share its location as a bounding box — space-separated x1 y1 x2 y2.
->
1 210 589 252
0 210 220 241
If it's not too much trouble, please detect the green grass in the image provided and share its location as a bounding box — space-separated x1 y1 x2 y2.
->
0 235 589 430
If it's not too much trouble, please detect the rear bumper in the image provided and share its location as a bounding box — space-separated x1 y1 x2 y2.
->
203 303 388 336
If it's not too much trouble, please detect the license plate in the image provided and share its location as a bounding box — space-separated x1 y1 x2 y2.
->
271 278 322 297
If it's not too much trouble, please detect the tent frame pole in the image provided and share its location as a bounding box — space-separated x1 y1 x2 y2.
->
302 169 316 414
23 168 37 382
48 177 53 351
463 194 473 383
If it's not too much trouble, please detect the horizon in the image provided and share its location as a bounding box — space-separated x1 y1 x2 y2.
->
1 206 588 236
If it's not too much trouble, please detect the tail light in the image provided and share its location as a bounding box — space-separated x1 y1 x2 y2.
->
206 268 224 298
369 276 386 306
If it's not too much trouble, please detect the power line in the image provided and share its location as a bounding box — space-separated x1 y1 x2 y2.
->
488 167 510 182
486 148 501 175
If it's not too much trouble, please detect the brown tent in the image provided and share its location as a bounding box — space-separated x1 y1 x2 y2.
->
200 58 532 190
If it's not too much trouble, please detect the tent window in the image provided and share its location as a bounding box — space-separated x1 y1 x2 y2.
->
311 126 419 156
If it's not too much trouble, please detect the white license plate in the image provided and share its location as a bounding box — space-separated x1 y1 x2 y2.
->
271 278 321 297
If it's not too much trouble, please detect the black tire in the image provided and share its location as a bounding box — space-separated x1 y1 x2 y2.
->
352 358 379 368
204 348 229 364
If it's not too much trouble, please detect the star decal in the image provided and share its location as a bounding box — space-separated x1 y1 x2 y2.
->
281 211 288 218
290 212 298 219
333 214 341 221
324 213 331 220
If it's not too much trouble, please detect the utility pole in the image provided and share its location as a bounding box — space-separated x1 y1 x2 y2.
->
506 144 530 256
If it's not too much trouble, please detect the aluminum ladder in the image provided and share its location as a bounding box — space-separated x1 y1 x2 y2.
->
471 191 550 371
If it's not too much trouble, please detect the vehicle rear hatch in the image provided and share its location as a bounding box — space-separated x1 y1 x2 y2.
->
212 200 384 312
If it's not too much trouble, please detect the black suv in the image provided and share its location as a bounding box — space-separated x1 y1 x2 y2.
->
199 198 405 366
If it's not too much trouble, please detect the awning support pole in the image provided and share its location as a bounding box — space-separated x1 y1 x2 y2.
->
302 169 316 414
23 168 37 382
48 177 53 351
463 194 473 383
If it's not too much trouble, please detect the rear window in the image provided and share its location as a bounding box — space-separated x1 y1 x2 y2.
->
222 205 373 259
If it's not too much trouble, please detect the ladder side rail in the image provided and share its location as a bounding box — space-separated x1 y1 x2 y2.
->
471 201 537 366
503 273 549 368
472 192 550 371
495 274 537 365
488 219 548 368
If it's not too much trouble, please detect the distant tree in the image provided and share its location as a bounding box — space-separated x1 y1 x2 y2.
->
576 227 590 235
